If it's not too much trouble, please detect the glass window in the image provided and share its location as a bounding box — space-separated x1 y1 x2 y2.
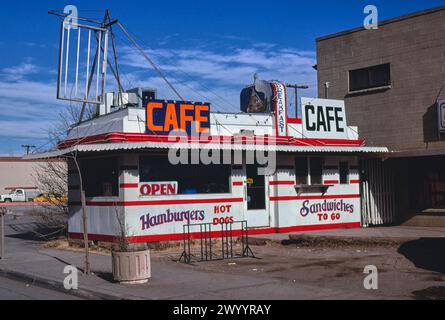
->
295 157 308 185
349 63 391 92
339 162 349 184
139 156 231 195
310 158 323 185
295 157 323 185
81 157 119 197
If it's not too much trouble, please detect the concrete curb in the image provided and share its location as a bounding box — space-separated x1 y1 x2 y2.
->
0 268 126 300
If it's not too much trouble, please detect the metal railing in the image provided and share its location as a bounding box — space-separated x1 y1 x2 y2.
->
179 220 254 264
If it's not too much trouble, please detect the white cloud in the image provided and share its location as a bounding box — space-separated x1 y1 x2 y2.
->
118 42 318 112
1 60 40 81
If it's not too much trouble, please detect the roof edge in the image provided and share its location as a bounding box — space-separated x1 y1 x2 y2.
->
316 5 445 42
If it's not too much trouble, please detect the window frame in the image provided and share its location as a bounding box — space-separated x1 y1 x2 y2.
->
138 155 233 196
80 155 120 199
348 63 391 93
339 161 350 185
295 156 324 186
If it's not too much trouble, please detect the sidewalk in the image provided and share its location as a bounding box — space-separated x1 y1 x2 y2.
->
0 214 378 300
251 226 445 244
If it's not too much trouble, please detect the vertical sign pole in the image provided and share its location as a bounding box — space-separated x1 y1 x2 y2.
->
0 208 5 260
81 190 90 274
295 87 298 119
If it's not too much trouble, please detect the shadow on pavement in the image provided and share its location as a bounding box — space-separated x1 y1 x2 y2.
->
412 286 445 300
94 271 114 283
398 238 445 274
6 224 65 242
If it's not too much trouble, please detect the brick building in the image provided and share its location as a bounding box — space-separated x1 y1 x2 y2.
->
316 6 445 226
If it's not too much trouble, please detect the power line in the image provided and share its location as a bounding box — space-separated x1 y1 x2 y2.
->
117 21 184 101
115 27 239 113
21 145 36 155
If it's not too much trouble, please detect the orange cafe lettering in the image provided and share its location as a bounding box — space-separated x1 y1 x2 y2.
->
145 100 211 135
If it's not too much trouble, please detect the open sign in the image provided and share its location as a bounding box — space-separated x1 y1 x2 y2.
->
139 182 178 197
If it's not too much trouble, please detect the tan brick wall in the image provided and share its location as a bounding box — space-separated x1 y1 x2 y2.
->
317 8 445 152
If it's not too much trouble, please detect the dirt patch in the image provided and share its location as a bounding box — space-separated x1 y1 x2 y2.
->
285 235 407 248
43 239 111 255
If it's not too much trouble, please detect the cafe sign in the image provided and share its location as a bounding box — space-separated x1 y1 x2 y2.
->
301 98 348 139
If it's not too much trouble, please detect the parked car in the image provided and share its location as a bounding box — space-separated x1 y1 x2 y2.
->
0 189 40 202
32 193 68 204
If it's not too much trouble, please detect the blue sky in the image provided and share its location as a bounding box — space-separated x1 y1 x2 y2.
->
0 0 444 155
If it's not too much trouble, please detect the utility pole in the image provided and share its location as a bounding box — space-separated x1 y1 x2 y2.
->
21 145 36 155
324 82 330 99
72 154 90 275
286 84 309 118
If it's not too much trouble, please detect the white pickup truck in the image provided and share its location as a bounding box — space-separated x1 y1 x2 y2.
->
0 189 40 203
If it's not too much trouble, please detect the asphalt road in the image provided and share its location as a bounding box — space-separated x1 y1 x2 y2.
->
0 276 81 300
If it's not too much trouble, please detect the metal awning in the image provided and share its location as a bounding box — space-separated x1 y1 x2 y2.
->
24 141 389 160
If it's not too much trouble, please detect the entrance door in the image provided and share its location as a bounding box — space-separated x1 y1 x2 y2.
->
246 165 269 228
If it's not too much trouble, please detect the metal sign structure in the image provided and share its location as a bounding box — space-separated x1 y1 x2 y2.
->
57 20 109 105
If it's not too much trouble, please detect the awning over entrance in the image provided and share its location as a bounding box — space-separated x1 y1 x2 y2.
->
23 141 389 160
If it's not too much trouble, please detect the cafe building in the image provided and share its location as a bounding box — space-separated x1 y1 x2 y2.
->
28 80 387 243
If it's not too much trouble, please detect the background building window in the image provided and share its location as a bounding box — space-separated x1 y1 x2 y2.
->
295 157 323 185
139 156 231 194
349 63 391 92
81 157 119 197
339 161 349 184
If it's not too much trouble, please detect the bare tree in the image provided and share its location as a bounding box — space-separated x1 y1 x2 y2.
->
30 103 94 236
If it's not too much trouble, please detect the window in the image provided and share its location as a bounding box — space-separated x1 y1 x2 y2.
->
339 162 349 184
349 63 391 92
81 157 119 197
139 156 231 195
295 157 308 185
295 157 323 185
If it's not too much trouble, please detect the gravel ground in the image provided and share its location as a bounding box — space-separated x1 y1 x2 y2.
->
154 239 445 300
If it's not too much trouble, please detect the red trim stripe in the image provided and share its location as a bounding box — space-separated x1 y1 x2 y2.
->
270 194 361 202
232 181 244 186
68 222 361 243
120 183 139 189
324 180 339 185
58 132 365 149
350 180 361 184
69 197 245 207
269 181 295 186
287 118 302 124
